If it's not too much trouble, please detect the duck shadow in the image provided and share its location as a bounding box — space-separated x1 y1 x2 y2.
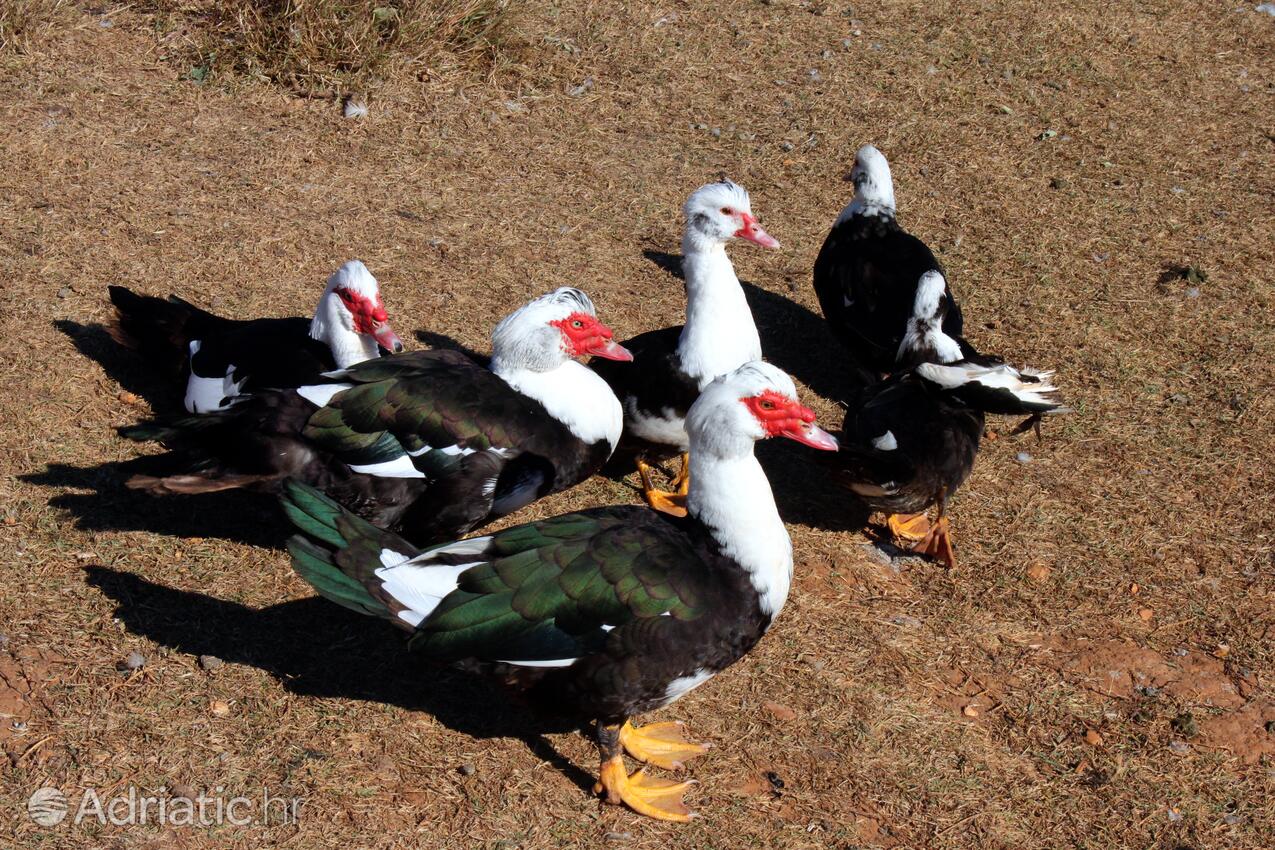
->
756 439 869 533
20 459 289 549
54 320 183 415
412 330 490 368
83 565 595 792
640 250 865 403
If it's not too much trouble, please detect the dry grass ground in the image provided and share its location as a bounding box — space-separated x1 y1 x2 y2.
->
1 1 1273 848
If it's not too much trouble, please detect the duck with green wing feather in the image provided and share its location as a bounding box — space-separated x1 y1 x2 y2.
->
282 361 838 822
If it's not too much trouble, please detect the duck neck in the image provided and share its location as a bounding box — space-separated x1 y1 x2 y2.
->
490 357 623 449
686 441 792 621
311 294 379 368
676 238 762 388
898 320 963 367
837 194 896 224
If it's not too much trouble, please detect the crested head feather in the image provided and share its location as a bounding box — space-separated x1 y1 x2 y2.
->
490 287 597 373
324 259 381 298
684 179 752 221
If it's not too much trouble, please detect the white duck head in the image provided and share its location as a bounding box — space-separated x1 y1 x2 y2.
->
836 144 897 223
682 180 780 253
489 287 631 374
688 361 839 459
309 260 404 368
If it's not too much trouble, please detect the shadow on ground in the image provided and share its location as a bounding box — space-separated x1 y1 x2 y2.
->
54 320 183 415
22 459 289 549
84 565 595 792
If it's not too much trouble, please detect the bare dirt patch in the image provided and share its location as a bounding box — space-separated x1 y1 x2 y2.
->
1032 637 1247 708
0 642 69 768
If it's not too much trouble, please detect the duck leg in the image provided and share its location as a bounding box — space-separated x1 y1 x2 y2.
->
636 457 688 518
886 512 932 542
619 718 711 769
594 721 696 821
669 453 690 497
911 493 956 570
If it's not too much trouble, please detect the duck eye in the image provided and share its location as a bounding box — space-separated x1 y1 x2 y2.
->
759 400 775 410
720 207 733 215
571 320 584 329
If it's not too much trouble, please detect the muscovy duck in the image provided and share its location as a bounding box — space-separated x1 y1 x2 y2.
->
592 180 780 516
812 145 963 376
829 273 1066 568
282 361 838 821
108 259 404 413
121 288 632 544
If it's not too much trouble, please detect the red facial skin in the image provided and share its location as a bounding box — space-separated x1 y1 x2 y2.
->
335 287 403 352
552 312 634 361
742 390 838 450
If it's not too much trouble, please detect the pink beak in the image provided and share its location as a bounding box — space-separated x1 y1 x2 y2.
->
781 421 839 451
373 322 404 354
587 339 634 362
734 213 780 249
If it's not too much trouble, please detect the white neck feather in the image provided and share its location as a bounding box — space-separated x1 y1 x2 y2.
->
899 322 963 364
310 293 379 369
835 159 897 225
836 199 893 224
491 358 623 448
686 446 792 620
676 241 762 388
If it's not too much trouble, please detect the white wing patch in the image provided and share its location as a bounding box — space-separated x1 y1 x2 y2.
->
494 657 579 668
427 536 493 557
296 383 353 408
916 362 1061 407
662 668 714 704
185 371 231 413
349 455 426 478
184 360 246 414
374 561 478 627
379 549 411 568
871 430 898 451
625 400 690 449
406 444 476 458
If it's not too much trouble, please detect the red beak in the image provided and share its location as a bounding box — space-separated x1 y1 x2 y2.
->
586 338 634 361
373 322 404 354
734 213 780 249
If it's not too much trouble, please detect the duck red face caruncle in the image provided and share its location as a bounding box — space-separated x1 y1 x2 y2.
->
553 312 633 361
335 287 403 353
742 389 838 450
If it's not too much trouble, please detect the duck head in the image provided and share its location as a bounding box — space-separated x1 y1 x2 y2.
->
688 361 838 456
490 287 631 373
838 144 897 222
310 260 403 367
682 180 780 252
